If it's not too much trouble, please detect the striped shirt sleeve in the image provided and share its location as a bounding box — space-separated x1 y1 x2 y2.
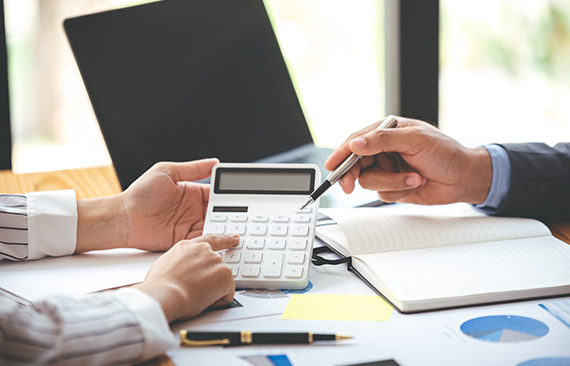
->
1 190 77 261
0 194 28 260
0 288 177 365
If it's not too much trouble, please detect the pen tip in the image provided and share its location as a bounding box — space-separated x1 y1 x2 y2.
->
336 334 352 341
299 197 312 210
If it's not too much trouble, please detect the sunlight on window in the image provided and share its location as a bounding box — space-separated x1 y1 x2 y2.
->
6 0 160 174
440 0 570 146
6 0 384 173
266 0 384 149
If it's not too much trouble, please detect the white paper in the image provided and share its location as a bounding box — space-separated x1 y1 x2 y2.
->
0 248 160 301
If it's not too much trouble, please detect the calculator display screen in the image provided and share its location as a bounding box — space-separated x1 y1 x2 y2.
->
215 168 315 195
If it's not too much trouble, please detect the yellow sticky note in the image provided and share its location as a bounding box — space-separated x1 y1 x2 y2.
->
281 294 392 321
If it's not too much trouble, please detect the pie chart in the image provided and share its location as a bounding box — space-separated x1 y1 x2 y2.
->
460 315 549 343
518 358 570 366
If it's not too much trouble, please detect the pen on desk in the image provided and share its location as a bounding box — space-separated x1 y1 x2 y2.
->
299 115 399 210
179 330 352 347
0 286 32 307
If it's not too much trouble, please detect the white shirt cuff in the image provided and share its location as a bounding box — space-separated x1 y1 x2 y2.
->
26 190 78 260
111 288 178 360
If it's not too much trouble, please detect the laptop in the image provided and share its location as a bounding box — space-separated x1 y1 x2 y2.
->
64 0 380 207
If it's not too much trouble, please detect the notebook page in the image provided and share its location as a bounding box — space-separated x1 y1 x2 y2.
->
320 207 551 255
358 236 570 303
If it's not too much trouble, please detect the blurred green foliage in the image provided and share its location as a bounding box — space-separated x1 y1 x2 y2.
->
443 1 570 83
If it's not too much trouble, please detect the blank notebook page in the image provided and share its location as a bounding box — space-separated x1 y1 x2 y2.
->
359 236 570 301
322 207 551 255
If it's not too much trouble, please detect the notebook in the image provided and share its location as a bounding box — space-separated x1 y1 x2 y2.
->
64 0 331 190
315 205 570 313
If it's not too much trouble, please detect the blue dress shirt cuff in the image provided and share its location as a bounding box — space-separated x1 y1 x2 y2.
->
475 144 511 214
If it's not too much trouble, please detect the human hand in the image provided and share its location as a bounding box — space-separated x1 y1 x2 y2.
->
120 158 219 252
133 234 238 322
324 117 492 205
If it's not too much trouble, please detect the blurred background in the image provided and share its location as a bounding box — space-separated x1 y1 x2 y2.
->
3 0 570 173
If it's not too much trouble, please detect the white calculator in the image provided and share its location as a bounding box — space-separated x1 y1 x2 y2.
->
203 163 320 290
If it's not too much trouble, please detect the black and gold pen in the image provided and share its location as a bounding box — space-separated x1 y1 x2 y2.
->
179 330 352 347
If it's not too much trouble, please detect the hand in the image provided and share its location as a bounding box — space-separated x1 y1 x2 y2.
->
324 117 492 205
76 158 219 253
120 158 218 251
133 234 238 322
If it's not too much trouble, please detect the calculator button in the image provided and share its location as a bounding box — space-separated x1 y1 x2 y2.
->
210 215 227 222
293 215 311 223
244 252 263 264
223 251 241 263
287 253 305 264
290 239 308 250
249 224 267 236
228 224 246 235
229 238 244 250
246 238 265 250
291 225 310 237
231 215 248 222
270 225 288 236
285 266 304 278
242 266 261 277
263 252 284 278
295 207 312 213
252 215 269 222
268 238 286 250
272 215 290 223
228 266 239 277
207 224 225 234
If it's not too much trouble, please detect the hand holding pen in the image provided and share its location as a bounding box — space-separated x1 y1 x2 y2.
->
300 115 399 209
320 116 491 206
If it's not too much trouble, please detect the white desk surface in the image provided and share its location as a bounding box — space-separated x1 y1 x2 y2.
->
168 258 570 366
1 223 569 366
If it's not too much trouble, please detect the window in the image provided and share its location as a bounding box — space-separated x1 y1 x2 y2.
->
440 0 570 146
6 0 384 173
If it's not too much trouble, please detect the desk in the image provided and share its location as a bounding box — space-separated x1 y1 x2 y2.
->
1 167 570 366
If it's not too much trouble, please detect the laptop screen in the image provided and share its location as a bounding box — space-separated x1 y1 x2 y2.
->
64 0 313 189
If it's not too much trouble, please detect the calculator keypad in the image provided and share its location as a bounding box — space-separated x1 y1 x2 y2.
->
204 210 314 288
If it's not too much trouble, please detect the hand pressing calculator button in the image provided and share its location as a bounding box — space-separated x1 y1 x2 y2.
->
203 163 320 290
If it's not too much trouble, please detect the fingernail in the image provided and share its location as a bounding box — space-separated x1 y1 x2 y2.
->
352 138 366 149
406 176 419 187
229 233 240 239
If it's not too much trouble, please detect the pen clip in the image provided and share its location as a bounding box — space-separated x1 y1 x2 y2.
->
179 330 231 347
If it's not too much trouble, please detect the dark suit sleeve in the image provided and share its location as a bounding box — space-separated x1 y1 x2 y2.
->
495 142 570 222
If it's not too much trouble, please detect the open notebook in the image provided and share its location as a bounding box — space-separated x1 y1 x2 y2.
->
316 205 570 313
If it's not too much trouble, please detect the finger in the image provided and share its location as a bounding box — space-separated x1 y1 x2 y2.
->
348 119 430 156
166 158 220 182
359 167 423 192
375 153 397 173
210 290 236 308
378 189 420 203
338 170 357 194
338 156 375 194
324 120 388 171
324 145 353 172
190 233 240 251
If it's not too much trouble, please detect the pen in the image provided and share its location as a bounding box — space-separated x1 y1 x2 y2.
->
179 330 352 347
0 286 32 307
299 115 399 209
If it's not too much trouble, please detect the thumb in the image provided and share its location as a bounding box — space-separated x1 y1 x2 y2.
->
165 158 220 182
348 122 423 156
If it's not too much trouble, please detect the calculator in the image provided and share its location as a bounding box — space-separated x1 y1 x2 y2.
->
203 163 320 290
